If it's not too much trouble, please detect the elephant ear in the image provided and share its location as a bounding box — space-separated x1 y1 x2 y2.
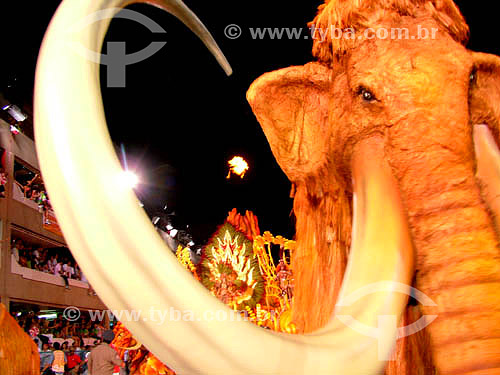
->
470 52 500 139
247 62 332 182
470 52 500 231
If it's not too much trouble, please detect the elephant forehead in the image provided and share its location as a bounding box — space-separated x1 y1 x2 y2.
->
348 22 472 103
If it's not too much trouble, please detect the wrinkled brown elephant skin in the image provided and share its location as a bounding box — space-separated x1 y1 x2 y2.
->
0 303 40 375
248 2 500 374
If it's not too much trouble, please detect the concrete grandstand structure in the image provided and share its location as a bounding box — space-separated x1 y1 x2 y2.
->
0 118 106 315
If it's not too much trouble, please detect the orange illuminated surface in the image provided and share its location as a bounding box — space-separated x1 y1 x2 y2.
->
226 156 249 178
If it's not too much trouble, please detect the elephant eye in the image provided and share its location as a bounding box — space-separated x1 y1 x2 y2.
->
358 86 377 102
469 68 477 86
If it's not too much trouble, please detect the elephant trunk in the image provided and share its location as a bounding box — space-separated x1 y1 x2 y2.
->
290 171 352 333
389 126 500 373
412 190 500 374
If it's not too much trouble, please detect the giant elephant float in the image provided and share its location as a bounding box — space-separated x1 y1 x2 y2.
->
33 0 500 374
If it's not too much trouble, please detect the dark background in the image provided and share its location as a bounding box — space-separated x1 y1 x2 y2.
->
0 1 496 244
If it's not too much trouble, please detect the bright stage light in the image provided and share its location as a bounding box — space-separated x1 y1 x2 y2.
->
38 313 57 319
119 170 139 189
2 104 28 122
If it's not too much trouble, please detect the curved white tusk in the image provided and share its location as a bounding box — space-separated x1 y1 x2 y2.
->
34 1 414 373
473 124 500 231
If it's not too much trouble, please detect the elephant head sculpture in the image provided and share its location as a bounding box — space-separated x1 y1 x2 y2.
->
247 0 500 373
33 0 500 374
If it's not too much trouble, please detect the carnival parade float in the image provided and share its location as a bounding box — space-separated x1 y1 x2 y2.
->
111 209 296 374
2 0 499 373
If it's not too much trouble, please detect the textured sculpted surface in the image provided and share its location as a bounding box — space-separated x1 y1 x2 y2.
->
0 303 39 375
248 1 500 373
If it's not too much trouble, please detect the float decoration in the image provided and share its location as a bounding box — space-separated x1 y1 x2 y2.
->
113 321 175 375
253 232 295 307
226 208 260 240
111 210 296 374
175 245 199 280
252 231 296 333
199 221 265 310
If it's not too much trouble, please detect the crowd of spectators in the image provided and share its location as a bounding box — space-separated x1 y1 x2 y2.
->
16 311 105 343
0 151 49 204
11 237 95 293
14 171 53 212
14 310 110 374
39 338 128 375
40 341 90 375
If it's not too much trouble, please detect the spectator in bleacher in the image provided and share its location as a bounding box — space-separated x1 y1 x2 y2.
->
41 261 50 273
0 166 7 198
51 341 67 375
67 347 82 375
80 345 92 375
29 316 41 340
95 322 105 341
32 246 42 269
61 341 69 352
50 316 63 337
40 342 54 375
30 187 41 203
11 239 22 264
48 254 57 273
80 321 90 337
54 260 70 290
10 237 90 285
68 323 77 338
40 190 51 218
74 263 81 280
63 259 75 280
61 322 70 339
72 337 83 351
20 312 31 332
26 249 34 268
89 323 98 338
23 173 39 199
19 252 28 267
40 318 50 335
53 260 61 276
87 330 124 375
41 249 49 268
34 337 41 352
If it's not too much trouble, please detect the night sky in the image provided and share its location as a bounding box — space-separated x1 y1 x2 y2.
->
1 1 498 244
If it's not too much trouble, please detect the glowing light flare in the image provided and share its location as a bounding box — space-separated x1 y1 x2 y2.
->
119 170 139 189
226 156 249 179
